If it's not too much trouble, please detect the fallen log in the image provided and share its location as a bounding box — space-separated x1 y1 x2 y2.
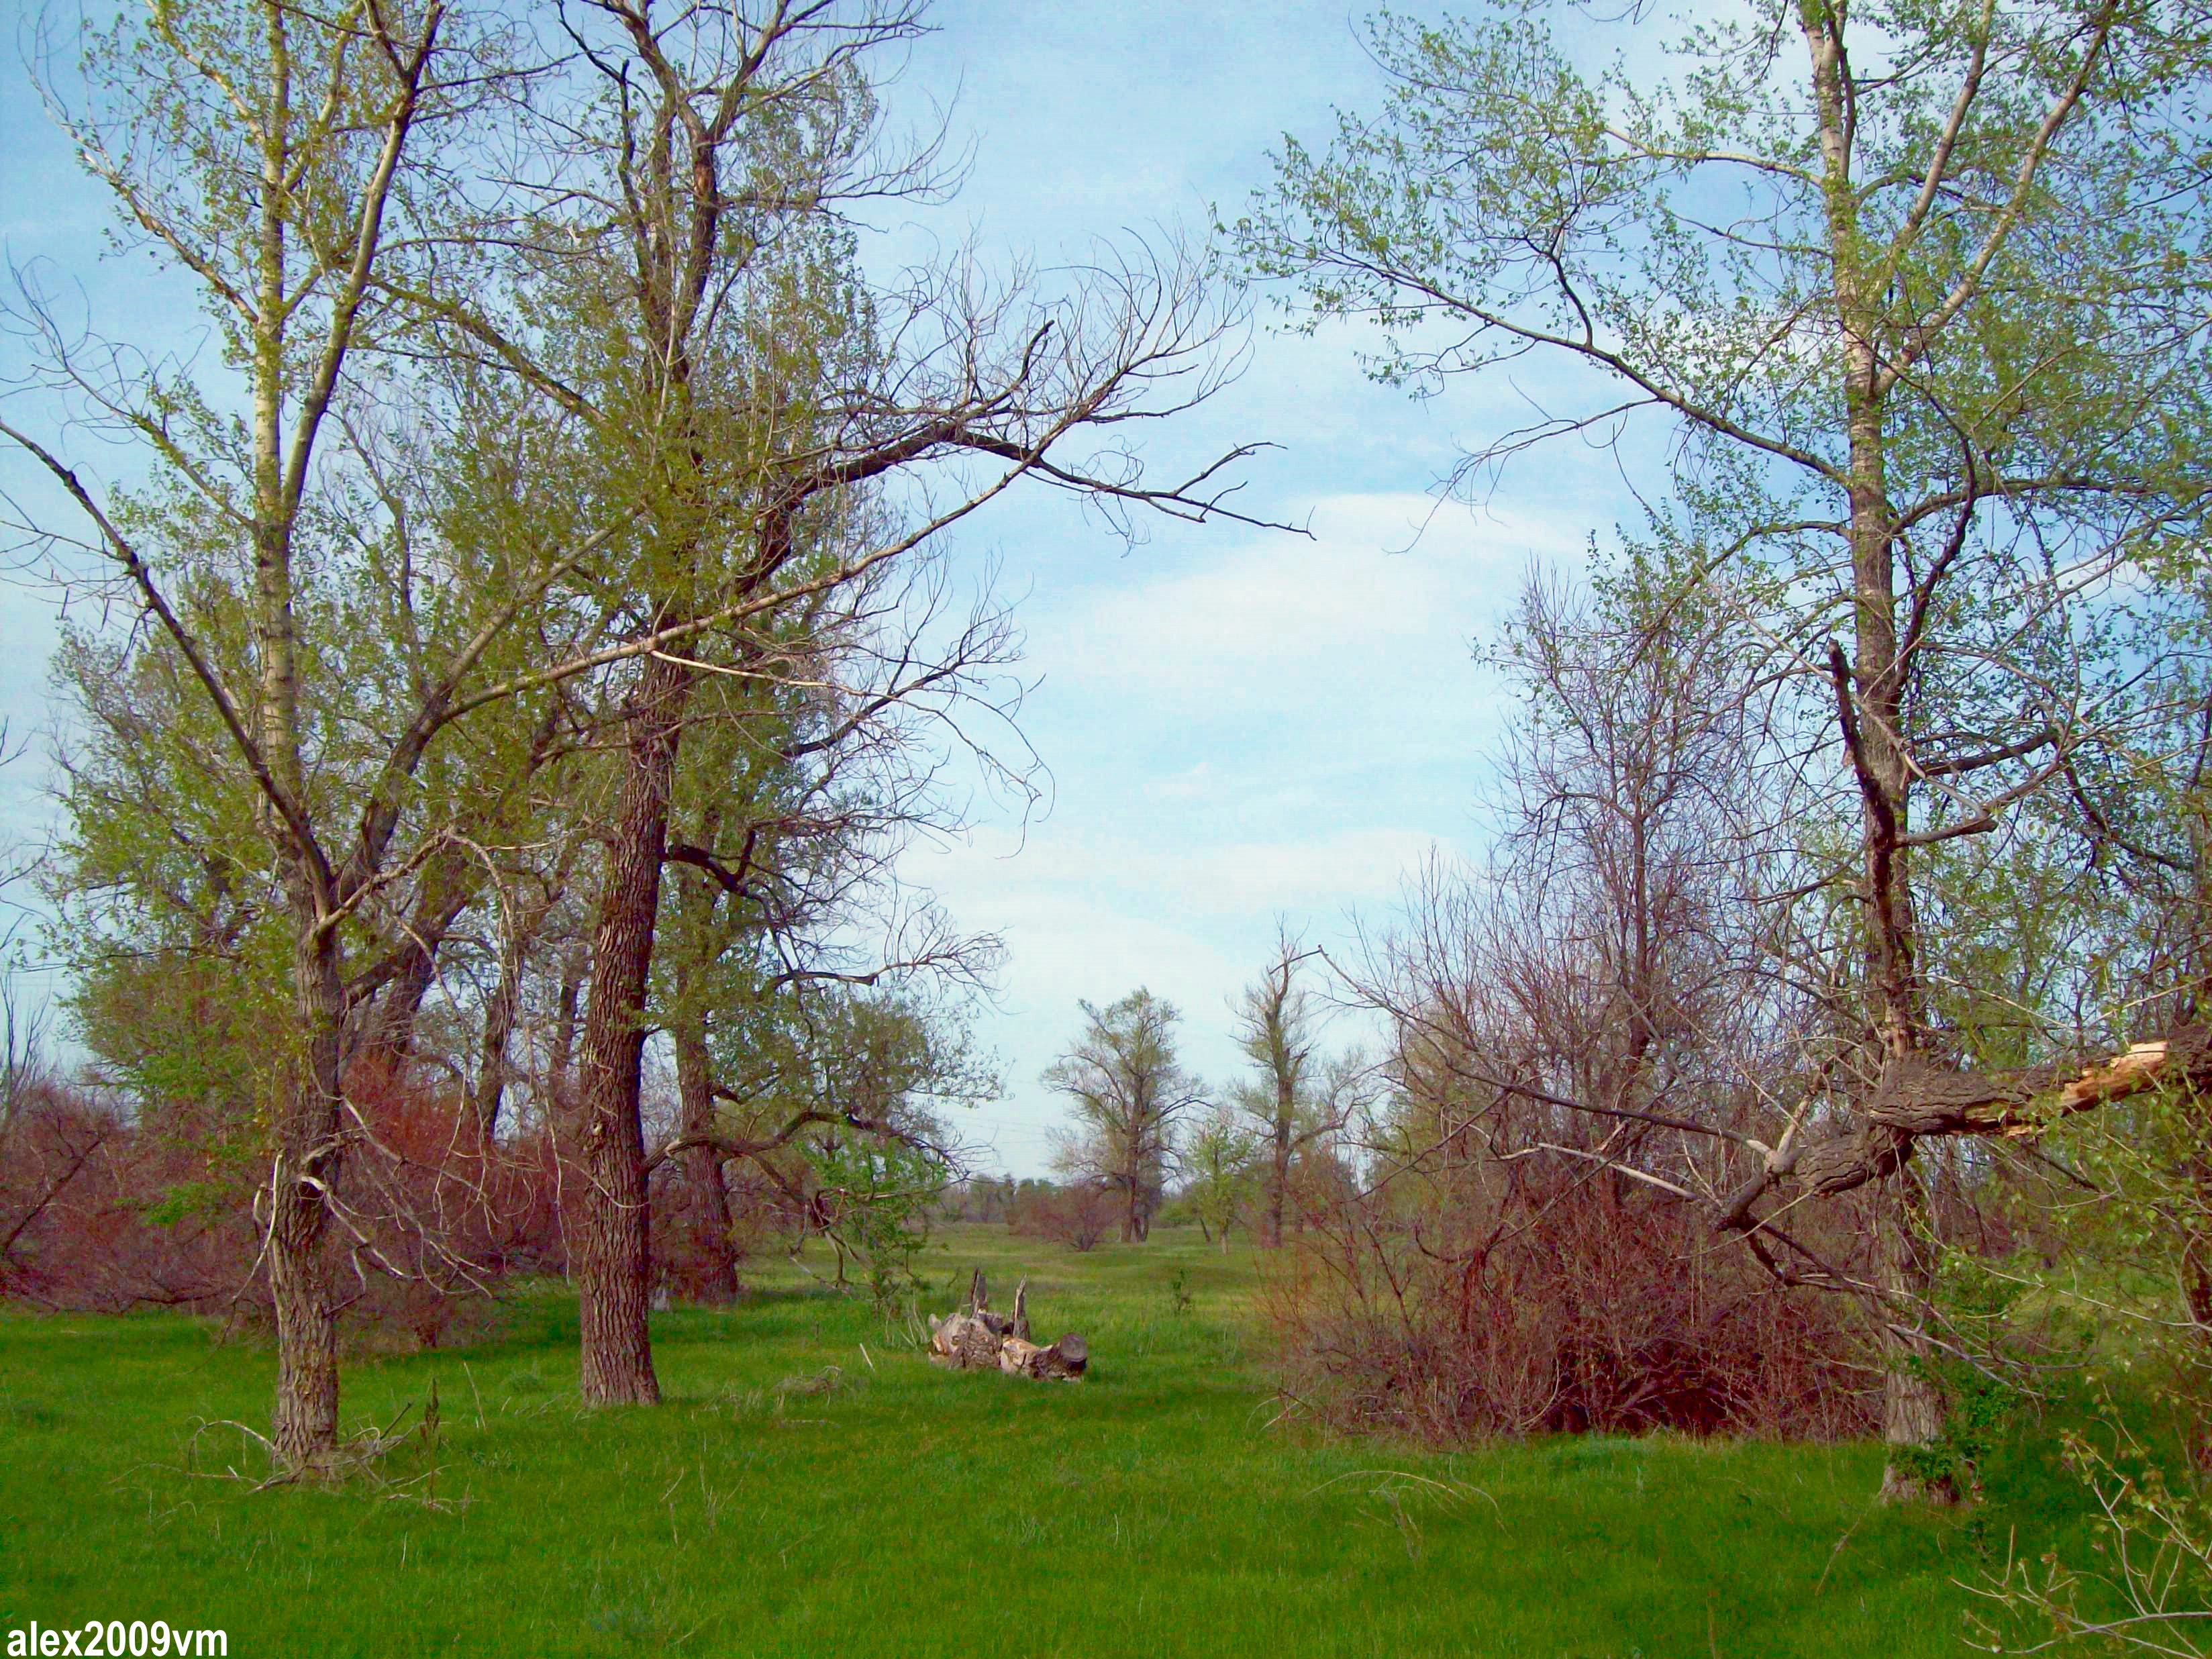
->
929 1270 1087 1382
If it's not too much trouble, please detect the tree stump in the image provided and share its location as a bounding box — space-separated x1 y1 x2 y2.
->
928 1271 1087 1382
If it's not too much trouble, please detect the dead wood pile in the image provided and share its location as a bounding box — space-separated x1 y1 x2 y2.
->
929 1269 1088 1382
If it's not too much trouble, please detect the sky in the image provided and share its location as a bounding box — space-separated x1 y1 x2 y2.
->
0 0 1648 1176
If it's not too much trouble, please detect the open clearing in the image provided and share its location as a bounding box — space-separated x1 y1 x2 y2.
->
1 1225 2095 1657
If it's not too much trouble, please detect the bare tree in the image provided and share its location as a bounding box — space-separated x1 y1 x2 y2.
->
1323 577 1888 1434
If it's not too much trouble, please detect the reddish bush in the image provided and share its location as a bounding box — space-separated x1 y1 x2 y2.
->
0 1065 566 1348
647 1143 822 1301
0 1083 259 1313
1010 1181 1119 1252
1265 1159 1878 1443
335 1065 567 1346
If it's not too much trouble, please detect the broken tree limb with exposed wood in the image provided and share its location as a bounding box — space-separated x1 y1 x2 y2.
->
928 1270 1089 1382
1719 1027 2212 1233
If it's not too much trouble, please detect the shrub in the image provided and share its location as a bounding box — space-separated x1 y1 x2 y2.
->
0 1080 257 1313
1011 1181 1119 1252
1 1065 565 1350
1264 1156 1878 1442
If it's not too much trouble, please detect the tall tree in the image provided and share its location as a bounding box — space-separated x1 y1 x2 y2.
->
649 610 1012 1303
1230 928 1368 1248
1235 0 2212 1499
1045 989 1205 1244
428 1 1272 1405
0 0 650 1468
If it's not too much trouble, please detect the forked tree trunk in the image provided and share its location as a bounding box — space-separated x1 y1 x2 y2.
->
1804 2 1955 1499
568 648 691 1406
356 853 473 1074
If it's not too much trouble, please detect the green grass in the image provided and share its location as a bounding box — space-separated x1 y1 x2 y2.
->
0 1225 2107 1657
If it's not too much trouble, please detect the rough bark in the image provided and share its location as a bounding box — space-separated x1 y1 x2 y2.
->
567 648 692 1406
269 923 346 1468
268 1223 338 1466
1876 1172 1956 1505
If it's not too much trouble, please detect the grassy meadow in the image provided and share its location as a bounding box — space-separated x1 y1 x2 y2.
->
0 1224 2110 1658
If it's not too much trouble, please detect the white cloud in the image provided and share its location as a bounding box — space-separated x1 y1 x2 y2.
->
905 825 1409 1174
1038 491 1579 704
936 823 1443 921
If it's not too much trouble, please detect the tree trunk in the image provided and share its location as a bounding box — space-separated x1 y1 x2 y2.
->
360 944 436 1074
929 1274 1087 1380
269 924 346 1468
567 648 691 1407
268 1189 338 1470
1268 1114 1291 1249
249 0 346 1468
1876 1168 1957 1504
548 951 583 1104
672 1007 739 1303
1806 7 1950 1494
470 918 525 1139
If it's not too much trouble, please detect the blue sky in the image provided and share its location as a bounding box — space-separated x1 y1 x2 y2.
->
0 0 1645 1174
